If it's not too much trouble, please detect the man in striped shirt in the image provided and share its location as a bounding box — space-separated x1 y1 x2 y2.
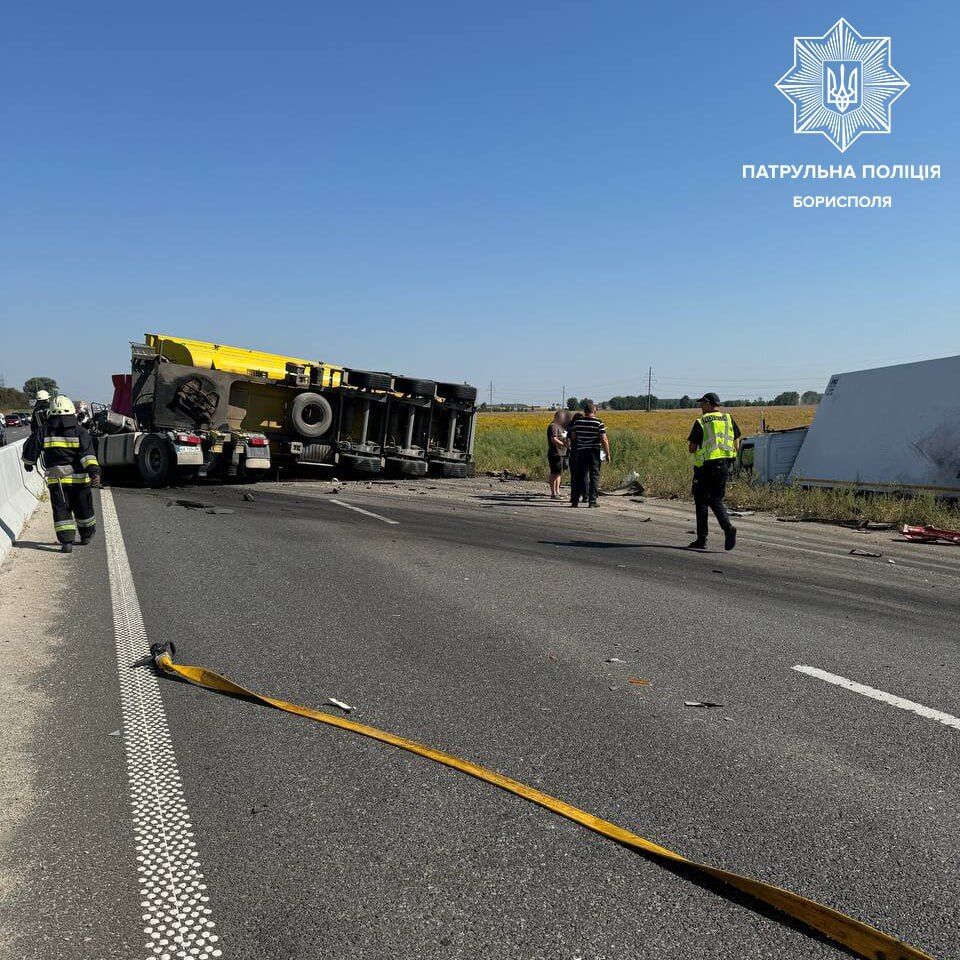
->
567 400 611 507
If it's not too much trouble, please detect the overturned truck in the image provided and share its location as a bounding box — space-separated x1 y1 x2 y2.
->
94 334 478 486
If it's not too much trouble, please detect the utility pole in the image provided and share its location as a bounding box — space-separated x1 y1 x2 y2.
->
646 366 653 412
561 385 565 409
488 380 494 407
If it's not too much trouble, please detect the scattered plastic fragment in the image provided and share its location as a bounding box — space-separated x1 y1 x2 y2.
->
627 677 649 686
605 657 625 663
327 697 353 713
684 700 724 708
242 492 256 502
206 507 234 515
108 729 121 737
902 524 960 545
849 548 882 558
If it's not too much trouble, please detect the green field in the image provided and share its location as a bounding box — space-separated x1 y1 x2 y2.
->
474 409 960 527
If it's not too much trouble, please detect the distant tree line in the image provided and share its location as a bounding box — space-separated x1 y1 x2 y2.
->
562 389 822 412
0 386 31 411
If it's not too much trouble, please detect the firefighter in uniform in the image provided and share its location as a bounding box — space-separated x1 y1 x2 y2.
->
22 395 101 553
30 389 51 432
687 392 740 551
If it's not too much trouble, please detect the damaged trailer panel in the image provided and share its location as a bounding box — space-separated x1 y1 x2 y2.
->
787 354 960 496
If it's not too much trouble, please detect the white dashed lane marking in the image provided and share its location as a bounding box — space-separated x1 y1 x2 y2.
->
329 498 399 524
102 488 222 960
793 664 960 731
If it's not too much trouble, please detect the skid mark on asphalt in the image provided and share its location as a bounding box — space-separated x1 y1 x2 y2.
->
329 498 399 524
793 664 960 731
101 489 222 960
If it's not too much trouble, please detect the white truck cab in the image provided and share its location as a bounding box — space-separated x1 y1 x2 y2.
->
737 427 808 484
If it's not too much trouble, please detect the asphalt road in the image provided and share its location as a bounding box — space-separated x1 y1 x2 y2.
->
1 424 30 446
5 480 960 960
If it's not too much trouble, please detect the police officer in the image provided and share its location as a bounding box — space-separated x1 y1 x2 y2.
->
687 392 740 551
30 389 51 432
22 395 101 553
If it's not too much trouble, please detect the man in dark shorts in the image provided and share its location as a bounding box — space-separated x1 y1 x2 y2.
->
687 392 741 550
546 410 569 499
567 400 611 507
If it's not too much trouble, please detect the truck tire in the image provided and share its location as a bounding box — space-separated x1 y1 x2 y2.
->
436 382 478 403
393 376 436 398
289 392 334 438
346 369 394 391
385 457 428 477
429 459 469 479
339 452 382 474
137 435 173 487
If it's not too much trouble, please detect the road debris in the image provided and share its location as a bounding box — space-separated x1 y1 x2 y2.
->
902 524 960 545
327 697 353 713
602 470 645 497
627 677 649 686
849 548 882 558
605 657 625 663
206 507 234 515
487 469 528 481
728 510 754 517
242 492 256 502
171 498 212 509
108 729 121 737
684 700 724 708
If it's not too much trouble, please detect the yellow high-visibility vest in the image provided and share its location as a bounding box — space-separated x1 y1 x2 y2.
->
693 413 737 467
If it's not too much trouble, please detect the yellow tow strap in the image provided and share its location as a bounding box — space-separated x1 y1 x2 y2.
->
155 653 935 960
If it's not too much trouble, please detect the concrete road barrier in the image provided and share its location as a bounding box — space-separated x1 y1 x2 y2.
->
0 439 45 564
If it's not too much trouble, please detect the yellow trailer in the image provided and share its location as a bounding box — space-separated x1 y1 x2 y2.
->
145 333 343 388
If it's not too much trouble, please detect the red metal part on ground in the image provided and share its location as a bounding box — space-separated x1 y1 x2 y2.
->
902 524 960 544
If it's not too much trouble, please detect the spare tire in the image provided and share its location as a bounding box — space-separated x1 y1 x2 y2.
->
289 392 334 438
436 382 478 403
346 369 394 391
393 376 436 398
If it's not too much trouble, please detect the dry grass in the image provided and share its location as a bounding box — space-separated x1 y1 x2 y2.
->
474 406 960 526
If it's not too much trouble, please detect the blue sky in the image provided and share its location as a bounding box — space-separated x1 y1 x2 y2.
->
1 1 957 405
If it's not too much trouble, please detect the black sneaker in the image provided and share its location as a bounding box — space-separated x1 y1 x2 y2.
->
687 539 707 549
61 542 74 554
724 526 737 551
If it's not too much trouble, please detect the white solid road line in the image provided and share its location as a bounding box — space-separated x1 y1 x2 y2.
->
329 498 399 524
101 489 222 960
793 664 960 731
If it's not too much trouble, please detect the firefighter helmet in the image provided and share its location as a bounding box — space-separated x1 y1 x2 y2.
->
49 395 76 417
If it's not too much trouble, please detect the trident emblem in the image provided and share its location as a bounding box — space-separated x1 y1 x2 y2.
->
824 62 859 113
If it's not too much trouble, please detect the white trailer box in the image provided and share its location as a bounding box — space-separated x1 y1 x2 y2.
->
788 355 960 496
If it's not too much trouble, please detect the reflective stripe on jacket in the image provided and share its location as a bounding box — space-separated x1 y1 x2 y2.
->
693 413 737 468
23 414 100 477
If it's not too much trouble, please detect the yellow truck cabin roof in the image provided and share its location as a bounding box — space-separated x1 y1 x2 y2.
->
145 333 343 386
